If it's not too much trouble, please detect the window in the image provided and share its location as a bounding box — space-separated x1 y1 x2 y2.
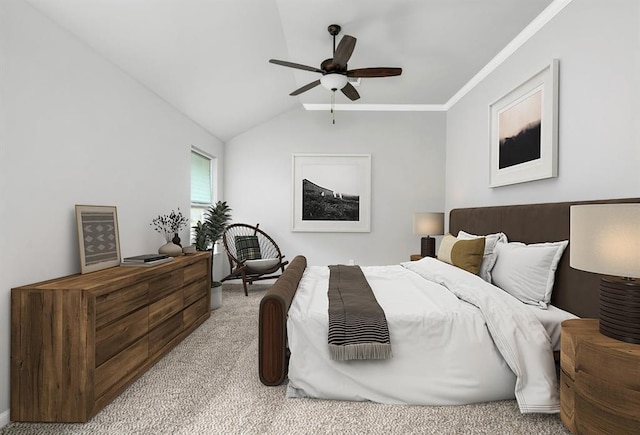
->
190 150 215 242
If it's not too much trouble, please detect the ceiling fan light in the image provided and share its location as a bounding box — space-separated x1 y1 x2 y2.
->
320 73 348 91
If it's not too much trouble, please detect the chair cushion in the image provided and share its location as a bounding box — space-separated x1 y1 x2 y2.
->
235 235 262 261
245 258 280 272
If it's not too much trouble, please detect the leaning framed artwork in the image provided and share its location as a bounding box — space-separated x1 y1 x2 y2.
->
292 154 371 232
489 59 559 187
75 205 121 273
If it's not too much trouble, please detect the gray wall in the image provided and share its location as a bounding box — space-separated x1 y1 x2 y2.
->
3 0 640 426
225 108 446 266
445 0 640 213
0 0 223 422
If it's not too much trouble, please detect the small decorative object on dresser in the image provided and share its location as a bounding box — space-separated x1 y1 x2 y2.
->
158 240 182 257
75 205 121 274
121 253 172 267
151 208 189 257
560 319 640 434
182 245 196 255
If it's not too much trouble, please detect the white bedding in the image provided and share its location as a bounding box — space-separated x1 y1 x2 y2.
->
286 259 561 413
527 305 577 351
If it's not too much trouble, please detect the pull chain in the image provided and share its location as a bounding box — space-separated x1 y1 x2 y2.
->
331 89 336 124
331 90 336 124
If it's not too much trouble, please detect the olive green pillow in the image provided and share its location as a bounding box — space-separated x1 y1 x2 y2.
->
437 234 486 275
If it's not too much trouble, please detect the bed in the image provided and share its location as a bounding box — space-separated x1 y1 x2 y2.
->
258 198 639 412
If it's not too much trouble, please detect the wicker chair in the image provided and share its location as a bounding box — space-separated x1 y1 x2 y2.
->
221 223 289 296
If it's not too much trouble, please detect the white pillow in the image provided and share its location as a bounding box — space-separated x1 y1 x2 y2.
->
491 241 568 309
457 230 508 282
245 258 279 272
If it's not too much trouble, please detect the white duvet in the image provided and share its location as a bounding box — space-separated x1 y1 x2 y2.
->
286 258 560 413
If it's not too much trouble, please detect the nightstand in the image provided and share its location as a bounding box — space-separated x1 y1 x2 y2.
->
560 318 640 434
410 254 423 261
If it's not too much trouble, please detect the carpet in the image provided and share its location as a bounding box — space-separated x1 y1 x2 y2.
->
1 283 569 434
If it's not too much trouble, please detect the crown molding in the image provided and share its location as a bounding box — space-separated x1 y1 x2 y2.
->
303 0 574 113
445 0 573 109
303 104 446 112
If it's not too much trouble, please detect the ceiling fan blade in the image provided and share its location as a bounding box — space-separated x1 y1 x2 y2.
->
341 83 360 101
346 67 402 78
269 59 324 74
332 35 357 69
290 80 321 96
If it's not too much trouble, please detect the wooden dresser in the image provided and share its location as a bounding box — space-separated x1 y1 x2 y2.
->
560 318 640 434
11 252 211 422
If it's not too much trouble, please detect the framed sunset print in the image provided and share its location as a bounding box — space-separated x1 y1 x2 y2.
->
489 59 559 187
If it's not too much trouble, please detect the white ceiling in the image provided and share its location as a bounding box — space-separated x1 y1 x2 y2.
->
26 0 554 141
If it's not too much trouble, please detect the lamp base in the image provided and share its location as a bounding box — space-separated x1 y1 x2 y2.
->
420 236 436 258
599 276 640 344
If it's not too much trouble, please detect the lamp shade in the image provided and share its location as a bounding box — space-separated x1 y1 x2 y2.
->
320 73 348 91
570 204 640 279
413 212 445 236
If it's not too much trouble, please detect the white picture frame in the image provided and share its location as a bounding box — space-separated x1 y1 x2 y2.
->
489 59 559 187
75 204 121 273
292 154 371 232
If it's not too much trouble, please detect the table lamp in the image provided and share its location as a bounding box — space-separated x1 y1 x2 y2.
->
570 204 640 343
413 212 445 258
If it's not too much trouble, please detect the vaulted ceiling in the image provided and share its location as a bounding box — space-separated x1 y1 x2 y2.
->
27 0 554 141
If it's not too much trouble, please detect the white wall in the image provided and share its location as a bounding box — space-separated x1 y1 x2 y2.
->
225 108 446 267
445 0 640 212
0 0 223 423
4 0 638 427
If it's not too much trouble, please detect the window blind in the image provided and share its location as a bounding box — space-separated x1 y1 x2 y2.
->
191 151 212 204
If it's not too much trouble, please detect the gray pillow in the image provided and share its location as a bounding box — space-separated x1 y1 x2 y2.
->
491 241 568 309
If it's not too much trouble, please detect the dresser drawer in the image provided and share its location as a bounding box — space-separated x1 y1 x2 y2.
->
184 296 208 328
149 312 183 357
575 393 640 435
149 290 183 329
560 371 575 433
95 336 148 399
148 270 183 303
184 259 208 285
577 340 638 385
184 278 208 307
96 282 148 328
96 307 149 367
576 370 640 421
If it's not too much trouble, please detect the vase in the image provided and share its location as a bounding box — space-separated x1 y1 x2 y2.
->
211 283 222 310
172 233 181 247
158 241 182 257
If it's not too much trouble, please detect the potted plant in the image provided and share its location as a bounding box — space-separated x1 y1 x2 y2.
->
193 201 232 310
192 220 209 252
151 208 189 256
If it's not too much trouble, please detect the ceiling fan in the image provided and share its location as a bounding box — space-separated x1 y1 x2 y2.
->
269 24 402 101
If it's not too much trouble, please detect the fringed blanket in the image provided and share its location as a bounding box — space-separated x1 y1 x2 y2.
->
327 265 392 361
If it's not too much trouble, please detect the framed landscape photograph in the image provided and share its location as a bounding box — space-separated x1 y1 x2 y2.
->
489 59 558 187
291 154 371 232
75 205 121 273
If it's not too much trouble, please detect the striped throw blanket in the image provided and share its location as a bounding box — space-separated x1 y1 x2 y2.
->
327 265 392 361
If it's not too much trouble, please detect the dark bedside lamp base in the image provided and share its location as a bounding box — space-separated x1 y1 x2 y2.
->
599 276 640 344
420 236 436 258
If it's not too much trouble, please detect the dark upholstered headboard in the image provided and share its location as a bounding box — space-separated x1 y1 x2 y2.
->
449 198 640 318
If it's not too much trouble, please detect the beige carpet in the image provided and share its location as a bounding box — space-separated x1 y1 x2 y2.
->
1 283 569 435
